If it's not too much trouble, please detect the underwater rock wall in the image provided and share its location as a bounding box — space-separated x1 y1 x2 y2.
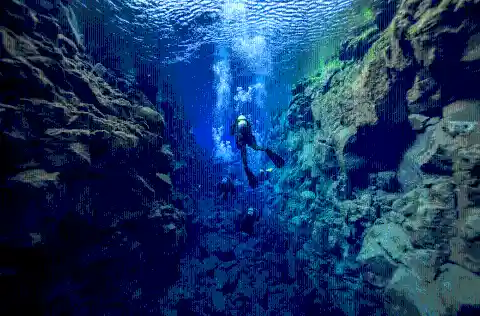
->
0 0 185 314
274 0 480 315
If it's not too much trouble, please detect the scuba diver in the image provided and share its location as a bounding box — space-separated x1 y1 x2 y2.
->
230 115 285 188
239 207 260 235
217 175 236 201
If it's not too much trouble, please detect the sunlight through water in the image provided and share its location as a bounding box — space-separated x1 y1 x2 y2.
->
75 0 356 67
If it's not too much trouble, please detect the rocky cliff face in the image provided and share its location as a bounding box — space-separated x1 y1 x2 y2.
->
274 0 480 314
0 0 185 314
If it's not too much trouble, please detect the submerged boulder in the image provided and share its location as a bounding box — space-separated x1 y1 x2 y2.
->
385 263 480 316
357 223 413 287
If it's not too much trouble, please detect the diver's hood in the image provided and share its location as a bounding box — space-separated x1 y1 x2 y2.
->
237 115 247 121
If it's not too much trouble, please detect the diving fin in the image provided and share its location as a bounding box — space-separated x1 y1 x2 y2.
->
266 149 285 168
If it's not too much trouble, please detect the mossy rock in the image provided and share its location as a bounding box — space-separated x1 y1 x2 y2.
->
363 24 392 64
371 0 400 30
339 26 380 61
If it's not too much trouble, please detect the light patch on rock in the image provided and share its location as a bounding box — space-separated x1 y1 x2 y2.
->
300 190 316 200
211 290 226 312
357 223 413 286
461 32 480 62
156 173 172 186
437 263 480 315
69 142 91 164
385 266 445 316
11 169 60 188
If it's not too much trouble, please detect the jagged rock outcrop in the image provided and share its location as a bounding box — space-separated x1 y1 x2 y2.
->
286 94 313 129
371 0 401 30
364 98 480 315
274 0 480 315
339 24 380 61
0 1 185 314
320 0 480 190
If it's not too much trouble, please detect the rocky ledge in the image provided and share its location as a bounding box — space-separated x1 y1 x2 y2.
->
273 0 480 315
0 0 185 314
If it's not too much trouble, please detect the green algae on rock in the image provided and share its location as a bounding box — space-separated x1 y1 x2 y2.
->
339 25 380 61
271 0 480 314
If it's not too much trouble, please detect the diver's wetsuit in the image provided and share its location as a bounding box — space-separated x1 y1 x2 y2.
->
230 116 257 187
230 115 285 188
217 176 235 201
240 208 260 235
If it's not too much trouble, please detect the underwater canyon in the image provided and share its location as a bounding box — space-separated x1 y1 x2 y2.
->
1 0 480 315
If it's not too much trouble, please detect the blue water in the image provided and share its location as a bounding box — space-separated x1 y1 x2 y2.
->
4 0 480 314
70 0 371 314
74 0 356 157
